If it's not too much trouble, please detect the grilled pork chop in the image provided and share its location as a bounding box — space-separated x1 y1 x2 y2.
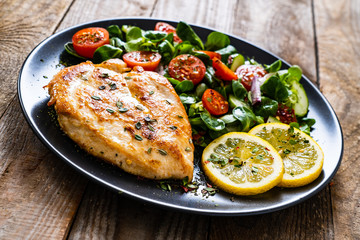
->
47 59 194 180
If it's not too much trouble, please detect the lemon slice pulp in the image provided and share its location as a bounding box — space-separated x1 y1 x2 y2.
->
249 123 324 188
202 132 284 195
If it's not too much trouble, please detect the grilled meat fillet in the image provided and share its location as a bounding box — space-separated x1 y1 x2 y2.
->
46 59 194 180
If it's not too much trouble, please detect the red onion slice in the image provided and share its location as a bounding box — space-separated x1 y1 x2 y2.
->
251 76 261 104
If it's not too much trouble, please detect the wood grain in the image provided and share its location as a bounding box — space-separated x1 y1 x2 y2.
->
56 0 157 31
68 183 209 240
0 0 73 116
1 0 358 238
314 0 360 239
0 101 88 239
0 0 89 238
232 0 317 85
152 0 237 33
209 187 334 240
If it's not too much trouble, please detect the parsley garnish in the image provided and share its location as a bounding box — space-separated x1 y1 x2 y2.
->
158 149 168 155
134 134 143 141
91 96 101 100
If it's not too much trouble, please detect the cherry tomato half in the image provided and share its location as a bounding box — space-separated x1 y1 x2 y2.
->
202 89 229 116
212 57 238 81
168 54 206 85
72 27 110 58
155 22 182 43
235 64 267 91
276 103 297 124
195 50 221 60
122 51 161 71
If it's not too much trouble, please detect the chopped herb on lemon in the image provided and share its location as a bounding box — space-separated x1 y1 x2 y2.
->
202 132 284 195
249 123 324 188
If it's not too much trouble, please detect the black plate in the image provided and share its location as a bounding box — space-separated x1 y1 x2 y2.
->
18 18 343 216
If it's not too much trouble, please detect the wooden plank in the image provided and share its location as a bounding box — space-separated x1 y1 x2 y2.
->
231 0 317 84
68 183 209 240
314 0 360 239
152 0 237 33
0 101 88 239
0 0 90 238
209 188 333 240
0 0 73 116
56 0 157 31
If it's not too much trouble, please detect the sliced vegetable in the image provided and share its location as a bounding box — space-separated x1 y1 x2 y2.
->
235 64 267 91
62 21 315 148
155 22 182 43
250 76 261 104
168 54 206 85
229 54 245 72
195 50 221 60
267 116 281 123
290 80 309 117
202 89 229 116
122 51 161 71
212 57 237 81
228 94 248 109
72 27 110 58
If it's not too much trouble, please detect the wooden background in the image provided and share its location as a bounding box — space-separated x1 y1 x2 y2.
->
0 0 359 239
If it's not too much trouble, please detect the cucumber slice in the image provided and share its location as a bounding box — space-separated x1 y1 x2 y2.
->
291 81 309 117
230 54 245 72
267 116 281 123
220 114 238 124
228 94 248 109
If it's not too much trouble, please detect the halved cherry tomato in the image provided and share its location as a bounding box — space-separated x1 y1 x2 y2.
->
72 27 110 58
212 57 238 81
155 22 182 43
122 51 161 71
168 54 206 85
202 89 229 116
235 64 267 91
196 50 221 60
276 103 297 124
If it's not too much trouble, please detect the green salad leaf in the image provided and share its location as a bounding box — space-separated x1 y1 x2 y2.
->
204 32 230 51
176 21 204 50
93 45 123 63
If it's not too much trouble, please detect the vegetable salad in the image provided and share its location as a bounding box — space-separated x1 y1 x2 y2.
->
64 21 315 147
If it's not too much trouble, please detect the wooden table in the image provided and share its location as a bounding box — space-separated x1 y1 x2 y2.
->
1 0 358 239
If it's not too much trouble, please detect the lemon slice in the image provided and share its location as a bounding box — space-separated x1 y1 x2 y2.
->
202 132 284 195
249 123 324 188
